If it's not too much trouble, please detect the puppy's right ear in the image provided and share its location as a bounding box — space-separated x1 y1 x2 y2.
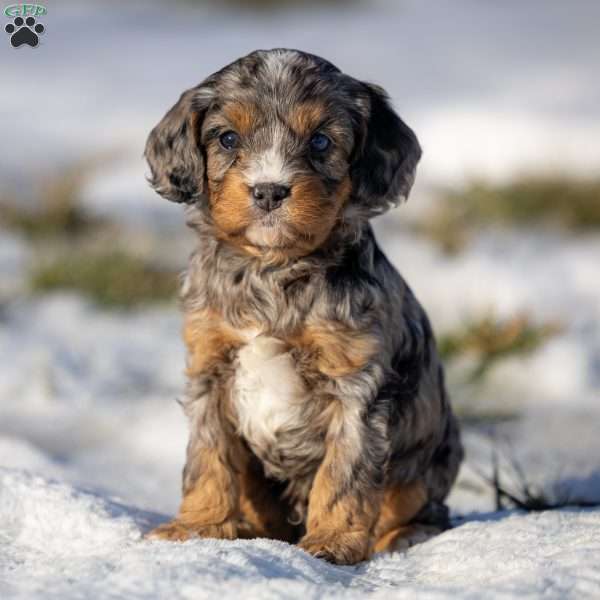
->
145 84 215 204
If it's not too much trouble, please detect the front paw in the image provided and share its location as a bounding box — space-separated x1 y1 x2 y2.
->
145 518 237 541
299 531 370 565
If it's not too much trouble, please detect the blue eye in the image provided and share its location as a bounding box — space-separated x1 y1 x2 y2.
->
219 131 240 150
309 133 331 152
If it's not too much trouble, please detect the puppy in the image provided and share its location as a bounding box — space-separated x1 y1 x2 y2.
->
145 49 463 565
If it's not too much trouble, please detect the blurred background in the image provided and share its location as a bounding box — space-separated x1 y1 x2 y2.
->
1 0 599 516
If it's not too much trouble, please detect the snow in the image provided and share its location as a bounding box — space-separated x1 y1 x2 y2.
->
2 468 599 599
2 0 600 597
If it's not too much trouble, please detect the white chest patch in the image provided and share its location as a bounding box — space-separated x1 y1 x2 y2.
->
233 335 309 447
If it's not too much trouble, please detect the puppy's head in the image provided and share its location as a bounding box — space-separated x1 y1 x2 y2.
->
146 49 421 258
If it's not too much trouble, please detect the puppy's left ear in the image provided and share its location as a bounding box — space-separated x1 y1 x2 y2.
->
351 83 422 215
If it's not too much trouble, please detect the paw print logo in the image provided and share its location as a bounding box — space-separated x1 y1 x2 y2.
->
5 16 44 48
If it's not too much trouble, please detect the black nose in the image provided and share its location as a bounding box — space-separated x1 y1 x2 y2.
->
251 183 291 212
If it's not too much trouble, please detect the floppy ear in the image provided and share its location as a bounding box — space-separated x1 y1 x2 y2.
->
351 83 422 215
145 84 214 204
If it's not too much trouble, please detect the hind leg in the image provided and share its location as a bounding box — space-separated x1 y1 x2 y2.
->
375 523 443 552
373 480 429 553
238 457 299 542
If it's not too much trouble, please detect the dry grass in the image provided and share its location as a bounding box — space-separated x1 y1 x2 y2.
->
0 157 111 240
30 250 179 308
416 175 600 253
1 154 182 308
474 442 599 512
439 312 562 382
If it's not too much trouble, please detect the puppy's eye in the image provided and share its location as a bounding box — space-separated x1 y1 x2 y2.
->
309 133 331 152
219 131 240 150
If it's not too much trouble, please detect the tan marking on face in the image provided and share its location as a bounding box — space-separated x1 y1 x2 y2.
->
222 101 259 136
280 175 351 256
373 480 427 553
293 320 378 377
208 167 255 240
206 131 351 261
288 101 328 137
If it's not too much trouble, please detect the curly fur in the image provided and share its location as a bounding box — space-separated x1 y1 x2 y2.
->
144 48 463 565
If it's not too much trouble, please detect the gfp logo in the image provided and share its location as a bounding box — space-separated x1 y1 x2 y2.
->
4 3 46 17
4 4 46 47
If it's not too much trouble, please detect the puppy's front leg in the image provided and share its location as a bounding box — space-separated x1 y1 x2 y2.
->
147 380 243 541
299 404 386 565
147 311 244 541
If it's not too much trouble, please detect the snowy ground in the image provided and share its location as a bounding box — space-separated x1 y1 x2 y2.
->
2 468 600 599
1 1 600 598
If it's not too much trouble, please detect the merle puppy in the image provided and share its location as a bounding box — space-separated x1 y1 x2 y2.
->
144 48 463 565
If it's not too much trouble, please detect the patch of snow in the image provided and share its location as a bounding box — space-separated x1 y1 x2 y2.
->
0 295 187 514
1 469 599 599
